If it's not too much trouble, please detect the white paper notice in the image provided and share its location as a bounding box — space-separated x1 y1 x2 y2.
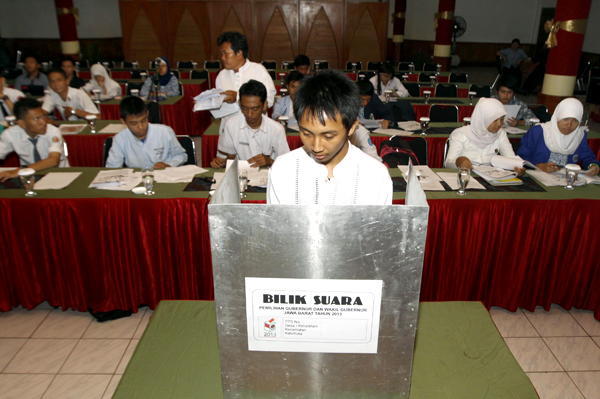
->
34 172 81 190
245 277 383 354
437 172 486 190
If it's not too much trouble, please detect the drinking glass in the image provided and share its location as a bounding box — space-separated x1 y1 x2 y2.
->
18 168 36 197
436 64 442 74
429 75 436 85
85 114 97 133
238 170 248 198
468 91 476 106
132 61 139 69
564 164 580 190
140 72 147 80
351 63 357 72
5 116 16 126
419 117 430 136
457 167 470 196
423 90 431 104
141 167 155 196
280 88 288 97
92 89 101 103
402 74 409 82
463 117 471 126
408 64 415 73
130 89 139 97
315 62 320 72
279 116 289 130
279 73 286 81
384 89 393 103
192 62 198 69
358 74 365 81
529 118 540 126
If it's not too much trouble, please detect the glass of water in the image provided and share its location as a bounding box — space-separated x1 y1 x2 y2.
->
5 116 16 126
419 117 430 136
408 64 415 73
141 167 155 196
280 88 288 97
92 89 101 103
463 117 471 126
238 170 248 198
384 89 393 103
18 168 37 197
351 63 357 72
564 164 580 190
402 74 409 82
429 75 436 85
85 114 97 133
279 115 289 130
457 167 470 196
423 90 431 104
468 91 476 106
130 89 139 97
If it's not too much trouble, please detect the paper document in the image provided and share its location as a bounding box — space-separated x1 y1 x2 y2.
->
359 118 382 129
503 105 520 122
398 165 441 182
192 88 241 118
527 170 585 187
210 102 240 119
473 166 516 181
98 124 126 134
153 165 208 183
34 172 81 190
437 172 486 190
89 169 142 191
372 128 413 136
396 121 421 131
211 172 225 190
58 124 87 135
503 125 528 134
491 155 537 171
226 159 269 187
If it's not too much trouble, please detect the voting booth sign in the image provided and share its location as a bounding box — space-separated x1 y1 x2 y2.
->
208 159 429 398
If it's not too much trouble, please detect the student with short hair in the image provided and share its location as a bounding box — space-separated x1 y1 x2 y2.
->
0 73 25 122
293 55 311 75
0 98 68 182
272 71 303 123
211 80 289 169
492 74 536 126
356 80 395 129
61 57 86 89
267 70 392 205
14 54 49 95
42 69 100 124
106 96 187 169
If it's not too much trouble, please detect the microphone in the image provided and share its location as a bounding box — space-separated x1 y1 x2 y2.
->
154 57 162 66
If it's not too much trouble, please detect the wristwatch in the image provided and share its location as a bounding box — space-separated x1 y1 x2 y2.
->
70 109 76 115
0 95 8 101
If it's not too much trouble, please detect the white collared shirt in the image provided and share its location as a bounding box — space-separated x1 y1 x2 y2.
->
444 129 516 168
350 125 382 162
0 124 67 167
369 76 409 101
1 87 25 121
218 113 289 161
106 123 188 168
267 143 392 205
215 60 276 108
41 87 99 121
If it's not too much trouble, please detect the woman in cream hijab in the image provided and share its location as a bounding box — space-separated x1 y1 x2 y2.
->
518 98 600 175
445 98 525 174
82 63 122 100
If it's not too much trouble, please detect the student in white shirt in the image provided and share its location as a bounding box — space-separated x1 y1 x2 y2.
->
0 98 67 182
106 96 187 169
0 73 24 121
350 125 382 162
82 64 122 100
272 71 303 123
267 70 392 205
42 69 100 125
211 80 289 168
445 97 525 176
369 61 409 101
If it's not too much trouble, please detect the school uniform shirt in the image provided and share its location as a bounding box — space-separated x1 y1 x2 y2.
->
499 48 528 68
271 95 296 122
42 87 99 121
0 87 25 121
218 113 290 161
267 143 392 205
14 72 49 92
105 123 187 168
492 94 536 124
350 125 382 162
0 124 68 167
369 76 409 101
444 129 516 168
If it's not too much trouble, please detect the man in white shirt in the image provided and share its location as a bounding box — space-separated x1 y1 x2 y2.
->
0 98 67 181
211 80 289 168
272 71 303 124
0 73 25 121
267 70 392 205
106 97 187 168
42 69 100 124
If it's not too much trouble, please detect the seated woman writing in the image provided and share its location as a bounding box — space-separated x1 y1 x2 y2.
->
140 57 180 99
517 98 600 176
82 64 122 100
369 61 409 101
445 97 525 175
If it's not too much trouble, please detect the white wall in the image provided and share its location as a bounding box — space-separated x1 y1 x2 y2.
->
583 0 600 54
0 0 121 39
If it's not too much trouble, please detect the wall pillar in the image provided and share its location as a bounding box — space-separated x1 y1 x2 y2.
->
392 0 407 63
433 0 455 72
55 0 80 58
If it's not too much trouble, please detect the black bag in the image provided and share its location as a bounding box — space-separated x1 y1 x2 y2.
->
379 137 420 168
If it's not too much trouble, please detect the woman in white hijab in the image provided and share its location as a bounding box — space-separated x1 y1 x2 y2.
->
82 64 122 100
518 98 600 175
445 98 525 174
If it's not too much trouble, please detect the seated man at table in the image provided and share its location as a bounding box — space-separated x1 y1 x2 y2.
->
356 80 395 129
272 71 303 124
14 54 49 95
61 57 86 89
293 54 311 75
210 80 289 169
106 97 187 169
0 98 68 181
1 72 25 122
267 70 392 205
42 69 100 125
492 75 537 127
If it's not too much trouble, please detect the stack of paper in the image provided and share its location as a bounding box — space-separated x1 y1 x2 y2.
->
359 118 383 129
473 165 516 181
491 155 537 171
372 128 413 136
192 88 240 119
398 165 445 191
226 160 269 187
58 124 87 135
98 124 126 134
528 170 586 187
34 172 81 190
396 121 421 131
436 172 486 190
154 165 208 183
88 169 142 191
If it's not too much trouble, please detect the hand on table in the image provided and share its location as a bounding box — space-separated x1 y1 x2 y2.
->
153 162 170 169
587 164 599 176
248 154 273 168
0 169 19 182
537 162 559 173
456 156 473 170
210 157 226 169
514 166 526 177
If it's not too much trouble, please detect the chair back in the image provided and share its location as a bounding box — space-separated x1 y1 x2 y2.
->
177 61 194 69
367 61 382 71
418 72 436 82
468 84 491 98
190 70 209 80
177 135 197 165
204 60 221 69
102 137 113 167
130 70 142 79
449 73 468 83
434 84 458 98
423 62 437 72
261 61 277 70
314 60 329 70
397 62 412 71
282 61 294 70
122 61 138 69
408 137 428 165
346 61 362 70
178 82 184 96
404 83 420 97
268 70 276 80
125 82 144 95
528 104 551 122
171 69 180 79
429 104 459 122
443 139 450 167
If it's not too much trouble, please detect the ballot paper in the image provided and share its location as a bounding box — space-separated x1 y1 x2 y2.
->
491 155 537 171
503 104 521 122
437 172 486 190
372 128 413 136
473 166 516 181
153 165 208 183
192 88 241 119
58 124 87 135
503 125 528 134
226 160 269 187
98 124 126 134
398 165 441 182
359 118 383 129
34 172 81 190
89 169 142 191
396 121 421 131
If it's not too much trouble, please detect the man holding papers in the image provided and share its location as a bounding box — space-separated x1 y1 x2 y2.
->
210 80 289 168
492 75 536 126
106 97 187 169
0 98 68 181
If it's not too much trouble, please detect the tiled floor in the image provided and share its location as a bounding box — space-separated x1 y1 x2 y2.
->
0 302 152 399
490 305 600 399
1 303 599 398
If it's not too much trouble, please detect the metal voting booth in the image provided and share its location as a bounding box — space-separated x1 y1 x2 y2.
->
208 159 429 398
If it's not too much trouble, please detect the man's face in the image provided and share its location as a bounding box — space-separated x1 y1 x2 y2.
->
240 95 266 128
220 42 245 71
61 61 76 77
295 65 310 75
18 107 47 137
122 111 149 139
288 80 302 101
497 86 514 105
24 57 39 73
360 95 371 108
511 42 520 51
299 111 357 165
48 72 69 95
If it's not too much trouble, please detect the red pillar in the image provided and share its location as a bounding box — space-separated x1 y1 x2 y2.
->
55 0 80 59
433 0 455 72
392 0 407 63
538 0 590 113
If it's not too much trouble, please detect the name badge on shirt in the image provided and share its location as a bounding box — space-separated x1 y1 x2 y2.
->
239 141 250 147
154 147 164 156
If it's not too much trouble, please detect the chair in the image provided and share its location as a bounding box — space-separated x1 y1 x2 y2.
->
367 61 382 71
177 82 184 96
171 69 180 79
423 63 437 72
177 61 194 69
528 104 551 122
468 84 491 98
176 135 197 165
429 105 459 122
130 70 142 79
419 72 436 83
408 137 428 165
404 83 420 97
2 68 23 80
125 82 143 95
76 60 89 69
346 61 362 70
443 139 450 167
102 137 113 167
449 73 468 83
314 60 328 70
149 61 158 69
575 61 591 92
122 61 138 69
282 61 294 70
511 141 521 153
363 71 376 80
190 70 209 80
586 77 600 105
434 84 458 98
204 60 221 69
267 70 276 80
397 62 412 71
261 61 277 69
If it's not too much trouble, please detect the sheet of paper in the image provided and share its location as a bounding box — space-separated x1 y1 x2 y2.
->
372 128 413 136
503 125 527 134
153 165 208 183
503 104 520 121
437 172 486 190
98 124 126 134
227 160 269 187
359 118 382 129
528 170 585 187
95 172 142 191
396 121 421 131
211 172 225 190
193 88 226 112
419 180 446 191
34 172 81 190
210 101 240 119
473 166 516 180
398 165 441 181
58 124 87 135
89 169 141 190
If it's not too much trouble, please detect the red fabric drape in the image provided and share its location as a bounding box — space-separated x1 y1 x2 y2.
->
63 134 113 166
111 71 131 79
100 99 188 135
182 81 212 135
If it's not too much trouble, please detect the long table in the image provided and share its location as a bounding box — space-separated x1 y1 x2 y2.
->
113 301 538 398
1 167 599 323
